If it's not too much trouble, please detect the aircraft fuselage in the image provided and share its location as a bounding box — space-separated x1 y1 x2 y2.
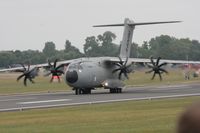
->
65 57 117 89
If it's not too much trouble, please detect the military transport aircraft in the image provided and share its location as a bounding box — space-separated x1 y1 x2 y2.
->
1 18 200 95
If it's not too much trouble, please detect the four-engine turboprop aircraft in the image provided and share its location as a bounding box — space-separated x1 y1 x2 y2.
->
1 18 200 95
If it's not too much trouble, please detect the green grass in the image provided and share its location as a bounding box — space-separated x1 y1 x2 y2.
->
126 69 200 86
0 73 70 94
0 69 199 94
0 96 200 133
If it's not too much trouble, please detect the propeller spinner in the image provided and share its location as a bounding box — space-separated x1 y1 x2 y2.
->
146 57 168 80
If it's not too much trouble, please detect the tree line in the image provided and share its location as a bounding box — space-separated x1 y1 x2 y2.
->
0 31 200 68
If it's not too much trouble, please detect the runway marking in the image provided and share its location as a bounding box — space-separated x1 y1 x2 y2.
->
17 99 71 105
0 97 36 102
156 85 188 89
1 93 200 112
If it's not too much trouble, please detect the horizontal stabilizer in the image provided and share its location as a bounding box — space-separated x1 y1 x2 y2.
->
93 21 181 27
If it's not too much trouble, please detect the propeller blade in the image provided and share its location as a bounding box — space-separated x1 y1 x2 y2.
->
56 64 64 70
124 72 129 79
113 56 131 80
146 57 168 81
119 71 123 79
48 59 52 67
112 68 122 73
28 67 36 74
150 57 155 66
147 63 154 68
23 77 27 86
45 59 64 82
146 70 154 74
151 72 156 80
158 72 162 81
20 63 26 71
17 73 25 81
158 62 167 68
28 77 35 83
54 59 58 68
118 56 123 65
159 68 168 74
56 70 64 74
156 57 161 66
115 63 122 67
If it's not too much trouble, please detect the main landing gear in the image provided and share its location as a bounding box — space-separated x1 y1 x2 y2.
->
109 88 122 93
73 88 122 95
74 88 92 95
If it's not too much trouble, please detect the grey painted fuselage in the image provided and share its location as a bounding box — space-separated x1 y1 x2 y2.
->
65 57 119 88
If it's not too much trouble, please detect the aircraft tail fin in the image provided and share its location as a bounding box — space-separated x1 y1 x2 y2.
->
94 19 181 59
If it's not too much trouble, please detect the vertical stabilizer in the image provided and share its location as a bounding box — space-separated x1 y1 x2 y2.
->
119 18 135 59
93 19 181 59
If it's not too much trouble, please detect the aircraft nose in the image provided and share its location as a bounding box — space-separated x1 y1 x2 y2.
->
66 70 78 84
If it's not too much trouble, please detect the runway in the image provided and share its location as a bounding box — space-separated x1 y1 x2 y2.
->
0 83 200 112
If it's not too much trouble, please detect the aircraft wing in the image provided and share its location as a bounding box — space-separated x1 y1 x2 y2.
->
104 57 200 64
129 58 200 64
0 59 77 72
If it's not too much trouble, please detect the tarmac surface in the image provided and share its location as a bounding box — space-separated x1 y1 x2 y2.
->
0 83 200 112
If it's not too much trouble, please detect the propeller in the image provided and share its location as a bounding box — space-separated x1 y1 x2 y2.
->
45 59 64 82
146 56 168 80
112 57 133 80
17 64 39 86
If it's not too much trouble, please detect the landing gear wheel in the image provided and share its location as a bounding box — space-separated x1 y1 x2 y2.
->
74 88 92 95
110 88 115 93
109 88 122 93
79 89 82 94
75 88 78 95
118 88 122 93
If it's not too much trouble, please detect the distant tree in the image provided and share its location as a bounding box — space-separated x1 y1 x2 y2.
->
84 36 100 57
42 41 56 57
83 31 119 57
189 40 200 60
137 41 151 58
64 40 83 59
0 51 16 67
130 43 139 58
1 34 200 68
97 31 116 46
148 35 176 58
97 31 118 56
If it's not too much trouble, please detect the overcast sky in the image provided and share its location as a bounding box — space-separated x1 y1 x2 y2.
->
0 0 199 52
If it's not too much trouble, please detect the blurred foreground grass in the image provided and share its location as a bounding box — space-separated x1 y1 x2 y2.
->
0 69 199 94
0 96 200 133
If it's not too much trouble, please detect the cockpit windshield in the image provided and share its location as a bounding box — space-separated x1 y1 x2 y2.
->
68 62 83 70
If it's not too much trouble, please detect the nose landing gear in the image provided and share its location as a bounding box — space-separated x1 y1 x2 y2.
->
74 88 92 95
